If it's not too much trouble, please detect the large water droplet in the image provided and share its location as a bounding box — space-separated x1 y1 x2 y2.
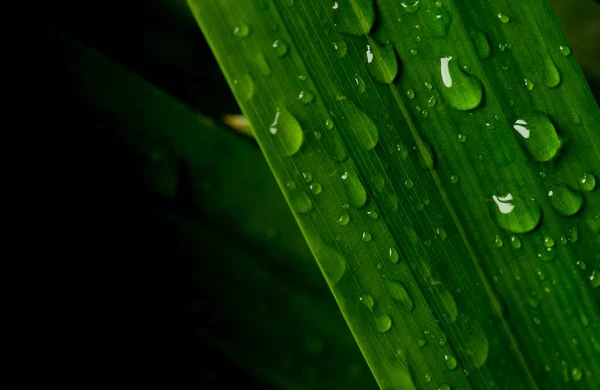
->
338 100 379 150
468 28 492 60
513 111 560 162
269 107 304 156
333 0 375 36
385 279 414 311
365 41 398 84
427 4 452 38
314 240 346 284
376 314 392 332
437 286 458 323
542 54 561 88
440 56 484 111
289 190 313 213
232 74 255 101
492 193 542 233
341 168 367 208
333 40 347 58
548 185 584 217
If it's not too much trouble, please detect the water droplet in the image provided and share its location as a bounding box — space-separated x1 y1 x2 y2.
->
333 40 347 58
309 182 322 195
492 193 542 233
361 231 372 242
354 75 366 93
440 56 484 111
337 213 350 225
302 172 313 183
436 228 447 241
439 384 451 390
559 45 572 57
272 39 289 57
421 109 429 117
494 235 503 247
427 96 437 107
570 112 583 126
331 134 349 162
544 236 555 248
365 42 398 84
289 191 313 213
444 354 458 370
270 107 304 156
511 235 522 248
548 185 584 217
233 22 250 37
405 178 414 188
232 74 255 101
388 247 399 264
438 286 457 322
524 78 535 90
325 118 334 130
360 294 374 310
497 13 510 23
314 241 346 284
376 314 392 332
367 210 379 220
468 28 492 60
513 111 560 162
424 373 432 383
333 0 375 35
579 172 596 191
424 81 433 90
341 168 367 208
450 175 459 184
253 53 271 76
400 1 420 13
298 90 315 104
542 54 561 88
460 317 489 368
417 338 426 347
457 133 467 143
298 74 307 81
427 5 452 38
590 270 599 288
337 100 379 150
568 226 579 243
407 89 415 99
537 247 557 262
572 368 582 381
385 279 414 311
409 48 418 56
314 131 322 140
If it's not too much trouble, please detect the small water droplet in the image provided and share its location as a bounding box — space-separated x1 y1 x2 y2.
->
385 279 414 311
337 100 379 150
494 235 503 247
568 226 579 243
354 75 366 93
325 118 334 130
407 89 415 99
405 178 414 188
367 210 379 220
376 314 392 332
424 373 432 383
298 74 307 81
537 247 557 262
457 133 467 143
439 384 451 390
467 28 492 60
341 168 367 208
333 40 347 58
302 172 313 183
436 228 447 241
309 182 322 195
270 107 304 156
427 96 437 107
492 193 542 233
440 56 484 111
360 294 374 310
511 235 522 248
233 22 250 37
579 172 596 191
497 13 510 23
450 175 459 184
332 0 375 36
417 338 426 347
337 213 350 225
424 81 433 90
272 39 289 57
361 231 372 242
314 131 322 140
513 111 560 162
444 354 458 370
314 241 346 284
544 236 555 248
559 45 572 57
570 112 583 126
524 78 535 91
542 54 561 88
572 368 582 381
548 185 584 217
427 4 452 38
232 74 255 101
298 90 315 104
400 1 420 13
590 270 599 288
421 109 429 117
388 247 399 263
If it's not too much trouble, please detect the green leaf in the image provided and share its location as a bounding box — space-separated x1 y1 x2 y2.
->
190 0 600 388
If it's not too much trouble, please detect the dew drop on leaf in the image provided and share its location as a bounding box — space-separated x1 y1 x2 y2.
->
444 354 458 370
360 294 374 310
497 13 510 23
272 39 289 57
298 90 315 104
542 54 561 88
332 0 375 36
232 73 255 101
313 240 346 284
388 247 400 263
269 107 304 156
491 193 542 233
467 28 492 60
361 231 372 242
427 4 452 38
524 78 535 90
337 100 379 150
233 22 250 37
376 314 392 332
579 172 596 191
337 213 350 225
440 56 484 111
309 182 322 195
510 235 522 249
365 41 398 84
548 185 584 217
333 40 347 58
354 74 366 93
407 89 416 99
559 45 572 57
513 111 560 162
341 168 367 208
385 279 414 311
400 1 420 13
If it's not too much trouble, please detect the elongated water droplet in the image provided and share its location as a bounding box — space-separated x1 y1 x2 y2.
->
272 39 289 57
338 100 379 150
579 172 596 191
440 56 484 110
341 168 367 208
385 279 414 311
333 0 375 36
548 185 584 217
494 235 503 247
524 78 535 90
365 41 398 84
572 368 582 381
492 193 542 233
270 107 304 156
400 1 420 13
513 111 560 162
468 28 492 60
331 134 349 162
511 235 522 248
591 270 599 288
436 227 447 241
388 247 399 264
542 54 561 88
233 22 250 37
438 286 457 322
460 317 489 368
427 96 437 107
376 314 392 332
354 74 366 93
232 74 255 101
450 175 459 184
360 294 374 310
333 40 347 58
302 172 313 183
314 241 346 284
497 13 510 23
